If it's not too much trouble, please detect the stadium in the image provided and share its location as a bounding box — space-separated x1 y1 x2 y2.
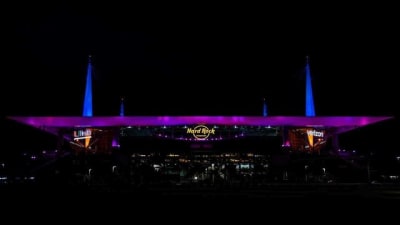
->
5 57 394 188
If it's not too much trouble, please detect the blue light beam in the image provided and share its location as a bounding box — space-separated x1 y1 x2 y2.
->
263 98 268 117
120 98 125 116
83 56 93 117
305 56 315 117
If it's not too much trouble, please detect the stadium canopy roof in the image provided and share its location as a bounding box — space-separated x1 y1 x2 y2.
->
8 116 392 129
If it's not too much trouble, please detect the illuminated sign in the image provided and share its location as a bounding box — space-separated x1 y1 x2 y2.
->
73 128 92 140
73 128 92 148
288 128 326 152
307 129 324 148
187 125 215 140
306 130 324 138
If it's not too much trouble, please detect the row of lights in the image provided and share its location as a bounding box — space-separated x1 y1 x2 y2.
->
156 133 245 141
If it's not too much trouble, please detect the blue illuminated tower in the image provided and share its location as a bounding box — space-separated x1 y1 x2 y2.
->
83 55 93 117
305 56 315 117
120 97 125 116
263 98 268 117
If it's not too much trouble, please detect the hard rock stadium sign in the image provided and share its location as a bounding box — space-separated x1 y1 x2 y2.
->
186 125 216 140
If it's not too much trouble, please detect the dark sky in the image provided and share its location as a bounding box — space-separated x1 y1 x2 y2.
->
2 3 399 117
0 3 399 156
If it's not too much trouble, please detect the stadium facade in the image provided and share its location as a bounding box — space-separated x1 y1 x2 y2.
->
8 57 392 155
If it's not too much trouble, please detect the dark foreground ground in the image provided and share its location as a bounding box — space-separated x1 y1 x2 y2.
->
2 183 399 221
3 182 400 200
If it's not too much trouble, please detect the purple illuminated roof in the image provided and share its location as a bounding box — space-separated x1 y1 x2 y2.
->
8 116 392 129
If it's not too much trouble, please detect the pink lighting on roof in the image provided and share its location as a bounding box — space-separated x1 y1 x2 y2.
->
8 116 392 130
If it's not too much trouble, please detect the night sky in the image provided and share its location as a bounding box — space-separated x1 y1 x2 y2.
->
2 3 399 118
